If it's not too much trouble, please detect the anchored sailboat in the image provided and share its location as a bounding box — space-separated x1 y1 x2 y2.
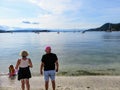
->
106 23 112 32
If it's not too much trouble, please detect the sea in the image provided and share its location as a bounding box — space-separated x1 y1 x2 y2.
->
0 31 120 76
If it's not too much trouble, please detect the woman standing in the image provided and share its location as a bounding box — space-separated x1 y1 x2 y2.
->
15 50 33 90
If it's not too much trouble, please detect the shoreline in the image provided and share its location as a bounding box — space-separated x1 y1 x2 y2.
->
1 68 120 77
1 76 120 90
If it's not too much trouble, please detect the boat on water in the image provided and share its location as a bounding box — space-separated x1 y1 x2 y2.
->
106 23 112 32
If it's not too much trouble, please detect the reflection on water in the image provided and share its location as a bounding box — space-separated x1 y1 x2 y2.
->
102 32 120 41
0 32 120 75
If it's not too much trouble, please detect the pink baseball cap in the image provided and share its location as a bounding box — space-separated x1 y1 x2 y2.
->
45 46 51 51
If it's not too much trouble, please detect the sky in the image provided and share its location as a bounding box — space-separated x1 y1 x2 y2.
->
0 0 120 29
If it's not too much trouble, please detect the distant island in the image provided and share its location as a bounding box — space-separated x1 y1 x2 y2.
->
0 29 50 33
82 23 120 33
0 30 5 33
0 23 120 33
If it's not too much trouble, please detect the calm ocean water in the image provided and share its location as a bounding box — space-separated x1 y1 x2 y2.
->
0 31 120 75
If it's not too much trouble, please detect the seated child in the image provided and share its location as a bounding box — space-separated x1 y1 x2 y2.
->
9 65 16 78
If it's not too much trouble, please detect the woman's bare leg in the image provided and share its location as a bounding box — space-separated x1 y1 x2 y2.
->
21 80 25 90
26 79 30 90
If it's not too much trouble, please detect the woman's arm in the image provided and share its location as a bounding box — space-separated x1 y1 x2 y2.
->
28 58 33 68
15 59 20 70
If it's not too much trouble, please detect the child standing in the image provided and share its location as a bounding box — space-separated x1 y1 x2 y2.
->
15 50 33 90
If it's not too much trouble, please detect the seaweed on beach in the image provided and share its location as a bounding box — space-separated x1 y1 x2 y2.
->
59 70 107 76
74 70 105 75
68 70 106 76
58 71 68 76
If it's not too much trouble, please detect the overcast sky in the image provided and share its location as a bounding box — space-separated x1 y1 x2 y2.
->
0 0 120 29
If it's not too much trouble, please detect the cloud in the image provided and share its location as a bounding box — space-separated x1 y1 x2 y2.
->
27 0 83 29
22 21 39 25
29 0 82 14
0 18 40 29
22 21 31 24
1 0 89 29
1 0 120 29
32 22 39 24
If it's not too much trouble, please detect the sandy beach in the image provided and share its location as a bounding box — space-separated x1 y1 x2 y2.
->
0 76 120 90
